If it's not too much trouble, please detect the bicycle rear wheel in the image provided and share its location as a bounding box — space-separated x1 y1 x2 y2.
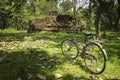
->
61 38 79 59
83 42 107 74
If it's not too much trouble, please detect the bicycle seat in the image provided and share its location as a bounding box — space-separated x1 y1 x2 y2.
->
84 31 92 36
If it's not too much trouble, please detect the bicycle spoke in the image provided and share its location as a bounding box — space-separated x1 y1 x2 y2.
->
61 39 79 59
84 42 106 74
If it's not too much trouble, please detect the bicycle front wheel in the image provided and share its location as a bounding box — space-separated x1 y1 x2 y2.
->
84 41 107 74
61 38 79 59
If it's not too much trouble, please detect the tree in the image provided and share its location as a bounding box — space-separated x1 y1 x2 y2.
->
117 0 120 30
91 0 120 39
59 0 72 14
0 7 11 29
72 0 77 26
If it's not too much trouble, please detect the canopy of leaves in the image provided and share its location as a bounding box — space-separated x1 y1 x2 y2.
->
59 0 72 14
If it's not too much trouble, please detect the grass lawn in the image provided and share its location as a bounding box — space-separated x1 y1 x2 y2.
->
0 29 120 80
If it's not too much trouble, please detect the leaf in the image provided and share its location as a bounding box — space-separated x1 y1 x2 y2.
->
41 65 46 69
16 77 22 80
37 74 46 80
117 37 120 40
73 75 78 80
54 60 61 64
54 73 62 79
27 73 33 80
40 57 48 61
0 57 3 62
48 59 55 62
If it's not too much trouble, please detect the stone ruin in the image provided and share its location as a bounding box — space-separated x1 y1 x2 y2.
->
27 11 76 33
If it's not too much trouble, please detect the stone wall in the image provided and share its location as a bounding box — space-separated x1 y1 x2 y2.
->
27 14 75 33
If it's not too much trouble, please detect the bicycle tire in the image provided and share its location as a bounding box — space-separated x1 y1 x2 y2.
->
83 41 107 74
61 38 79 59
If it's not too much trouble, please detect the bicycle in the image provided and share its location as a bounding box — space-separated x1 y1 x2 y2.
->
61 26 108 74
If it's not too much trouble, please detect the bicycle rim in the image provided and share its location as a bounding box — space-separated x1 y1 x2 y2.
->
61 38 79 59
84 42 107 74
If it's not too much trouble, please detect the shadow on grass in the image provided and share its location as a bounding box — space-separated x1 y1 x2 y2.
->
0 49 92 80
0 49 64 80
62 74 90 80
0 31 84 42
100 31 120 65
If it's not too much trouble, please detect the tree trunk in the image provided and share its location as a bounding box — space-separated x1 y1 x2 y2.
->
94 7 101 40
100 15 107 39
117 0 120 30
73 0 77 26
87 0 92 31
30 0 36 15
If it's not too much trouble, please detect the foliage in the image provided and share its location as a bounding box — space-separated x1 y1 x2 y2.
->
91 0 120 39
59 0 72 14
0 0 59 30
0 0 27 30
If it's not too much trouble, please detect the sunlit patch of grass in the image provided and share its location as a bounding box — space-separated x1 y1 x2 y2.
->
100 61 120 79
0 28 26 33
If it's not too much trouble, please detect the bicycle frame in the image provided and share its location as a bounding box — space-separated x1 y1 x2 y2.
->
70 27 108 60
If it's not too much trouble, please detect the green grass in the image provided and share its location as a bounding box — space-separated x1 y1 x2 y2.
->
0 29 120 80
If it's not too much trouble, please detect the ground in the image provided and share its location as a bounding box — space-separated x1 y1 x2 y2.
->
0 29 120 80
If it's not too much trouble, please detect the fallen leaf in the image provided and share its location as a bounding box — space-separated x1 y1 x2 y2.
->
41 65 46 69
37 74 46 80
27 73 33 80
54 73 62 79
73 75 78 80
0 57 3 61
40 57 48 61
54 60 61 64
16 77 22 80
